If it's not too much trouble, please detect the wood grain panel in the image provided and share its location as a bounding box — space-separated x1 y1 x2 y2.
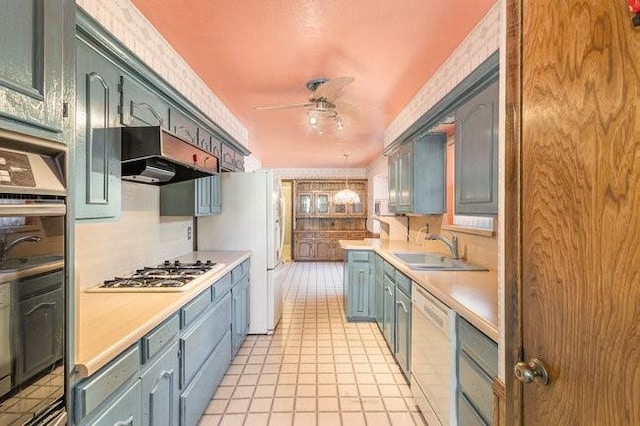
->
493 378 507 426
519 1 640 424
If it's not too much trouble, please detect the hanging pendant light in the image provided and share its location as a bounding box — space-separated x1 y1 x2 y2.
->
334 154 361 204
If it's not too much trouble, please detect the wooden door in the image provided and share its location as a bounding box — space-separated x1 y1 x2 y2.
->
506 1 640 424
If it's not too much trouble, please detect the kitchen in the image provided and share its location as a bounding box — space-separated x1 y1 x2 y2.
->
0 1 638 426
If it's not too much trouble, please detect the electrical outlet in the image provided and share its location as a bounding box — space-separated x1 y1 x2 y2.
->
187 226 192 240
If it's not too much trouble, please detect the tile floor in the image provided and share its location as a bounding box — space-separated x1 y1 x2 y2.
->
199 262 427 426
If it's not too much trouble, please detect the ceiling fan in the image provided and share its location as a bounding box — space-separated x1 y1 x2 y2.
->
255 76 357 130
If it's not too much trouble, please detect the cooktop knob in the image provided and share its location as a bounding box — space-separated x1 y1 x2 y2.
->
163 260 171 267
205 260 213 266
195 260 202 266
174 260 180 267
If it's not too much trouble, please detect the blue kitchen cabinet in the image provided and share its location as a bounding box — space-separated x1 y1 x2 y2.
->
168 107 198 145
86 380 142 426
394 276 412 376
455 79 499 215
75 36 122 220
160 174 222 217
387 132 447 215
456 316 498 425
141 341 179 426
120 75 169 128
0 0 65 140
231 261 250 355
373 254 384 330
382 272 396 349
344 251 371 321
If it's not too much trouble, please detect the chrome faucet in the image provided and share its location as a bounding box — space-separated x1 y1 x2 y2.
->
425 231 460 259
0 234 43 261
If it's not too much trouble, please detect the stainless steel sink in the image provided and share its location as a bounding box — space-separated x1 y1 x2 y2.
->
390 251 488 271
0 255 64 272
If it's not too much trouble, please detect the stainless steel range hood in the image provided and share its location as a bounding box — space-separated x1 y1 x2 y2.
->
121 127 218 184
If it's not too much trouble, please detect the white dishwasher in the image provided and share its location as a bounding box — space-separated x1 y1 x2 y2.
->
411 284 457 426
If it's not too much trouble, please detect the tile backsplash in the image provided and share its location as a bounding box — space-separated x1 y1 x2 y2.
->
75 182 194 289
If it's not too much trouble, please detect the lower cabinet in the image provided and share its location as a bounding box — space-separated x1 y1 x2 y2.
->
394 285 411 376
373 254 384 329
141 342 179 426
382 272 395 349
294 237 314 260
343 251 371 321
89 380 142 426
74 259 251 426
456 316 498 425
180 331 231 426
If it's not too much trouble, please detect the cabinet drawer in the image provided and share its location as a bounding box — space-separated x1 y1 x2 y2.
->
383 261 396 277
212 273 232 303
180 292 231 388
181 288 212 328
458 391 488 426
75 344 140 420
297 232 315 239
395 271 411 295
458 317 498 377
458 351 493 424
180 329 231 426
82 379 142 426
348 251 370 262
232 260 249 284
142 314 179 364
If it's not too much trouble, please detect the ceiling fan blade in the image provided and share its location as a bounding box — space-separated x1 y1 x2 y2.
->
254 102 314 110
311 76 354 102
334 101 359 119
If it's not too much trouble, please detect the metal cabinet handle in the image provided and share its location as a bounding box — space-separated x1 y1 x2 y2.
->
385 286 393 296
25 302 56 316
396 300 408 313
131 101 164 126
114 416 134 426
514 358 550 385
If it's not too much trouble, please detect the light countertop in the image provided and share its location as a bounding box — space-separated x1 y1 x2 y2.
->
339 239 498 342
75 250 250 378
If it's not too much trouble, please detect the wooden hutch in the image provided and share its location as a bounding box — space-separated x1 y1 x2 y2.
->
293 179 368 261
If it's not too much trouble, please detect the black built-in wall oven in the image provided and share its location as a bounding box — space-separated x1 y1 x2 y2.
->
0 144 66 425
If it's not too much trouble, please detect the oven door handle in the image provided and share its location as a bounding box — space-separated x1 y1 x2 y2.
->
0 203 66 217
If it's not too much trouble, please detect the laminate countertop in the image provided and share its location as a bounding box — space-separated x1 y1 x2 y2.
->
339 239 498 342
75 250 250 378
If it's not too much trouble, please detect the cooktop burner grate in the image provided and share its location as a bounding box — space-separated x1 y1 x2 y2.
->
98 260 218 289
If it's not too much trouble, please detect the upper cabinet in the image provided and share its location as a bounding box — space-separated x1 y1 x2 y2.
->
387 132 446 214
455 79 499 215
120 75 168 128
75 37 121 220
0 0 65 140
168 107 198 145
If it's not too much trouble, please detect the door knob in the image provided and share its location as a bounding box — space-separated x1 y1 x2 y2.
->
514 358 549 385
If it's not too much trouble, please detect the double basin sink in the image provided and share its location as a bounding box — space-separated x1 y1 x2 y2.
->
390 251 487 272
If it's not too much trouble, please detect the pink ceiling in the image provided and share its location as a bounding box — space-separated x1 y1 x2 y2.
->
130 0 495 168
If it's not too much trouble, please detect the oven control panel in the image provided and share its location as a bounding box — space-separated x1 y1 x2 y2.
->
0 149 35 187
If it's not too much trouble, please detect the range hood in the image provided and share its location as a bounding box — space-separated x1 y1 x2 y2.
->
121 127 218 185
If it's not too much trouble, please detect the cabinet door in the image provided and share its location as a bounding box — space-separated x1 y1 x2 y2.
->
220 143 236 171
295 239 314 260
375 271 384 329
382 275 395 349
397 145 413 211
455 80 499 215
141 342 179 426
348 263 369 320
315 193 330 215
388 154 398 210
120 75 168 127
333 240 344 261
231 282 244 356
197 127 212 152
394 288 411 375
168 108 198 144
15 287 63 385
210 137 222 159
195 177 212 216
75 38 122 220
315 239 333 260
211 173 222 215
0 0 64 137
296 193 313 216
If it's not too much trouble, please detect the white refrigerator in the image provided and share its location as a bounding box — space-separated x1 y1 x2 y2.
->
197 170 285 334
